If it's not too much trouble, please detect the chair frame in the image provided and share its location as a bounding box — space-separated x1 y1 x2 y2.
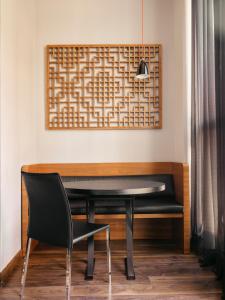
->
20 172 111 300
20 228 111 299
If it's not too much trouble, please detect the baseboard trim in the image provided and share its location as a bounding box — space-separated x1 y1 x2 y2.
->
0 250 22 287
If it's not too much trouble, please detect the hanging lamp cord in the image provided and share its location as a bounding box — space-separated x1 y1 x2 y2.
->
141 0 144 59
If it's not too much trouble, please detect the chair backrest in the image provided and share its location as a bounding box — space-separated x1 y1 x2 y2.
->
22 172 72 249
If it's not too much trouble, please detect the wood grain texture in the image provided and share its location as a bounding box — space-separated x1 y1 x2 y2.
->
78 218 175 240
0 240 221 299
22 162 175 176
46 44 162 130
172 163 190 254
21 177 38 256
72 213 183 220
21 162 190 255
0 251 22 287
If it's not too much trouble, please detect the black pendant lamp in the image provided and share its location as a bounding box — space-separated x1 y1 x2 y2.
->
136 59 149 79
136 0 149 80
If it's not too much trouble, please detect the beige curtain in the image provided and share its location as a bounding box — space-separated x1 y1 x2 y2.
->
192 0 225 295
192 0 218 250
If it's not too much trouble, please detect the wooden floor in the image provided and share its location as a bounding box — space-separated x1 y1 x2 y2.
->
0 240 222 299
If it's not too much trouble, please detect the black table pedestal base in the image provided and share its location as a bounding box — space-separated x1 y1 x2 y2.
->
124 257 135 280
85 258 95 280
125 199 135 280
64 179 165 281
85 200 95 280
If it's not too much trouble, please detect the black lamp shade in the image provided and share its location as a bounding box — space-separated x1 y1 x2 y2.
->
136 59 149 79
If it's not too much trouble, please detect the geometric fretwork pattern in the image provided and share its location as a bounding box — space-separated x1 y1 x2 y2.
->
46 44 162 129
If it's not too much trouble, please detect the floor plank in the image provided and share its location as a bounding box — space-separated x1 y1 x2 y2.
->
0 240 222 299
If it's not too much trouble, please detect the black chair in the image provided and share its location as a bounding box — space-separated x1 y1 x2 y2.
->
21 172 111 300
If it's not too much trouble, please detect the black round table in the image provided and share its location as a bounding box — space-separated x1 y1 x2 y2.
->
64 178 165 280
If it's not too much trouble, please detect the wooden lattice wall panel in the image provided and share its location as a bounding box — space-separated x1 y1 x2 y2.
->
46 44 162 130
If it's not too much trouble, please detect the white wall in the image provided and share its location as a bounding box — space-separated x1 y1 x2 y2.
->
0 0 36 271
0 0 190 271
36 0 188 163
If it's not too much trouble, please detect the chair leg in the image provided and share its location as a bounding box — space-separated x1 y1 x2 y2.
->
20 238 32 299
66 248 72 300
106 228 112 283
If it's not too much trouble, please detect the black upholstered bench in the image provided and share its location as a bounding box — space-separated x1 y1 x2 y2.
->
64 174 183 215
21 162 190 255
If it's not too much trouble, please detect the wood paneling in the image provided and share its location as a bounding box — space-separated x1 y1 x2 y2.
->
21 162 190 255
21 178 38 256
73 213 183 220
21 162 175 176
77 218 174 240
21 177 28 257
172 163 190 254
22 162 178 176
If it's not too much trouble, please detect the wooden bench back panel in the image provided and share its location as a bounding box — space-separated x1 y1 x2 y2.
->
22 162 175 176
22 162 187 203
21 162 190 255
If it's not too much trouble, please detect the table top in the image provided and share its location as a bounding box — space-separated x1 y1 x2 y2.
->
64 177 165 196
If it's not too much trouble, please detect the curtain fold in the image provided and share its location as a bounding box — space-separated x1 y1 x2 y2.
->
192 0 225 296
214 0 225 293
192 0 218 250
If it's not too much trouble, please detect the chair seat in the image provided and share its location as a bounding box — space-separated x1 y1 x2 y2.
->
69 196 183 215
72 221 109 243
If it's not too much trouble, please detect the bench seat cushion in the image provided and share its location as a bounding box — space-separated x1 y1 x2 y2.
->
68 196 183 214
65 174 183 215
